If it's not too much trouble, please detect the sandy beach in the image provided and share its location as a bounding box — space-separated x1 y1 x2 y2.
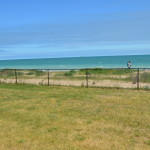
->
1 78 150 89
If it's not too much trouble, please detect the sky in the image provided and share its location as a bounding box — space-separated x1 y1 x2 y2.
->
0 0 150 60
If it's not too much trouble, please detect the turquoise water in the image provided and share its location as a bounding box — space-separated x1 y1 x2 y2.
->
0 55 150 69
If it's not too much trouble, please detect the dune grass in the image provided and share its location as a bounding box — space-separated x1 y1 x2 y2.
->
0 84 150 150
1 69 150 87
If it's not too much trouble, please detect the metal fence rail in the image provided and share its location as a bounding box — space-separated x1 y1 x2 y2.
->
0 68 150 90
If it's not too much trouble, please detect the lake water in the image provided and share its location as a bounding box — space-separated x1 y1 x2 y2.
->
0 55 150 69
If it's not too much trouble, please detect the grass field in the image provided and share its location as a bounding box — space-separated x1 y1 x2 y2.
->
0 84 150 150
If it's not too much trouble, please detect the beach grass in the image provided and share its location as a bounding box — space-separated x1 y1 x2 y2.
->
0 84 150 149
1 69 150 89
0 68 147 82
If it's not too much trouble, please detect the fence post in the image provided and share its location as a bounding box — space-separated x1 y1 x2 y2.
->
47 69 50 86
86 69 89 88
14 69 17 84
137 68 140 90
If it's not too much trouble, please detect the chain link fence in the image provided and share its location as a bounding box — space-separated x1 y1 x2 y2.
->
0 68 150 90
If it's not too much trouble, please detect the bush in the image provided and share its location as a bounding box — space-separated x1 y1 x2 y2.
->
26 70 45 76
27 70 35 75
64 70 75 76
0 69 14 77
79 68 135 75
140 72 150 83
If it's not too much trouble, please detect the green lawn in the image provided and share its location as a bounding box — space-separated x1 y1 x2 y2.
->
0 84 150 150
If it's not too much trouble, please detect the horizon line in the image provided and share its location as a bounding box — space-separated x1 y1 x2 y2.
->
0 53 150 61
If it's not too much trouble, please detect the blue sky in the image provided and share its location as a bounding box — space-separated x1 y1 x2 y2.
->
0 0 150 60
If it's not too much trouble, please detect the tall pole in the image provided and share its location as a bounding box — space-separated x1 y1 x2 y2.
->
47 69 50 86
15 69 17 84
137 68 140 90
86 69 89 88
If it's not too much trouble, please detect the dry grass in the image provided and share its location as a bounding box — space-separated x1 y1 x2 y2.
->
0 84 150 150
1 69 150 89
1 78 150 89
0 69 150 90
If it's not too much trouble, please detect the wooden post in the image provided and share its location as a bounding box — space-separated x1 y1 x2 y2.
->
47 69 50 86
15 69 17 84
137 68 139 90
86 69 89 88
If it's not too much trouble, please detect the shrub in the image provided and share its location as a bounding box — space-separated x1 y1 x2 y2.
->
79 68 135 75
64 70 75 76
140 72 150 83
0 69 14 77
26 70 45 76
